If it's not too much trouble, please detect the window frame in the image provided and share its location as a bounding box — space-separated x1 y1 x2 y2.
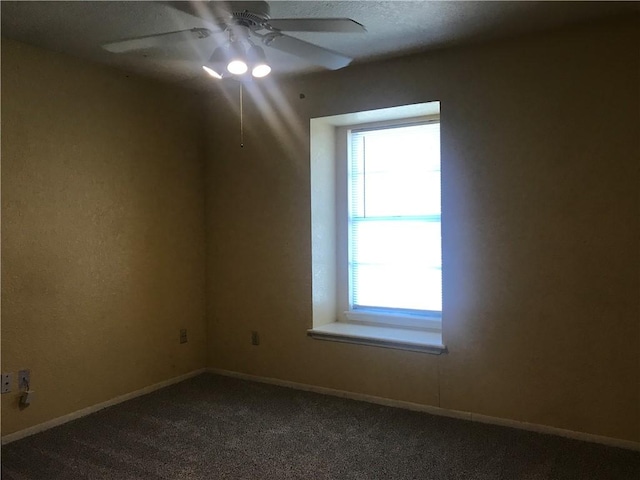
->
308 101 445 354
336 115 442 331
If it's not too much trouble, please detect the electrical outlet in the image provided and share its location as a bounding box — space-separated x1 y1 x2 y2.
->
251 331 260 346
1 373 13 394
180 328 187 344
18 369 30 390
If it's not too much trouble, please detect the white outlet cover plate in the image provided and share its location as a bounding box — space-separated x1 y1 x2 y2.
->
2 373 13 394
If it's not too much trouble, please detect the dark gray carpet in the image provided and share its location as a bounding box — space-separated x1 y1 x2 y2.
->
2 373 638 479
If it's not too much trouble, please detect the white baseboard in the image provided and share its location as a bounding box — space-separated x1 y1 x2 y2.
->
1 368 207 445
4 367 637 452
208 367 640 452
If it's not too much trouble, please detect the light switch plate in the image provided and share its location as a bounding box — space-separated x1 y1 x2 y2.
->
18 369 30 390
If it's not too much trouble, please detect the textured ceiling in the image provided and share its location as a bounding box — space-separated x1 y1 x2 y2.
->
1 1 637 89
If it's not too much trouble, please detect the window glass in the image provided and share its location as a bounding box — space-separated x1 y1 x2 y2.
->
349 121 441 315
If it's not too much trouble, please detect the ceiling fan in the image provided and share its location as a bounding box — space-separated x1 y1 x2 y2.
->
101 1 366 79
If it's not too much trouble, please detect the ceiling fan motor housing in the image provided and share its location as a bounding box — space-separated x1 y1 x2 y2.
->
231 10 270 30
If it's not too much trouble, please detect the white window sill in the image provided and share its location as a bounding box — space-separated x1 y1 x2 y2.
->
307 322 445 354
344 310 441 330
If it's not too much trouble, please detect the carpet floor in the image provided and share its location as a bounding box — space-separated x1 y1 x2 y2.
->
1 373 638 479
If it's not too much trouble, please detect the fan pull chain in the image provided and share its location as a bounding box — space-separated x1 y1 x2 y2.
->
240 82 244 148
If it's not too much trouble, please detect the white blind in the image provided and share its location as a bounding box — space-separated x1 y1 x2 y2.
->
349 121 441 313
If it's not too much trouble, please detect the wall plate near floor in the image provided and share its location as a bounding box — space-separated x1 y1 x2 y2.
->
2 373 13 394
180 328 187 344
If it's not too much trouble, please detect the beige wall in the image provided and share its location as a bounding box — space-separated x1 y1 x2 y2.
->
204 19 639 442
2 17 638 444
1 39 207 435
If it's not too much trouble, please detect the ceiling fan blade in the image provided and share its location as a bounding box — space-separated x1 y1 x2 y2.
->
267 18 366 33
102 28 212 53
263 34 353 70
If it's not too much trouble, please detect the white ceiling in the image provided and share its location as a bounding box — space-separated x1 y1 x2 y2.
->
1 1 637 89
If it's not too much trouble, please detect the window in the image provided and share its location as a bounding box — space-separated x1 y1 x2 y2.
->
309 101 444 354
341 120 442 329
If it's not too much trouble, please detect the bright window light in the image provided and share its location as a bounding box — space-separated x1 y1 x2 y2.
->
349 122 442 314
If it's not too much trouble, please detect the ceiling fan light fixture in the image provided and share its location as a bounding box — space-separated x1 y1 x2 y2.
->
202 65 223 79
227 59 248 75
226 41 249 75
247 44 271 78
203 47 226 79
252 64 271 78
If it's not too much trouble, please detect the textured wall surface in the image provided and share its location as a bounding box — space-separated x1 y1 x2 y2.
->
2 17 638 444
204 19 639 442
1 39 207 435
